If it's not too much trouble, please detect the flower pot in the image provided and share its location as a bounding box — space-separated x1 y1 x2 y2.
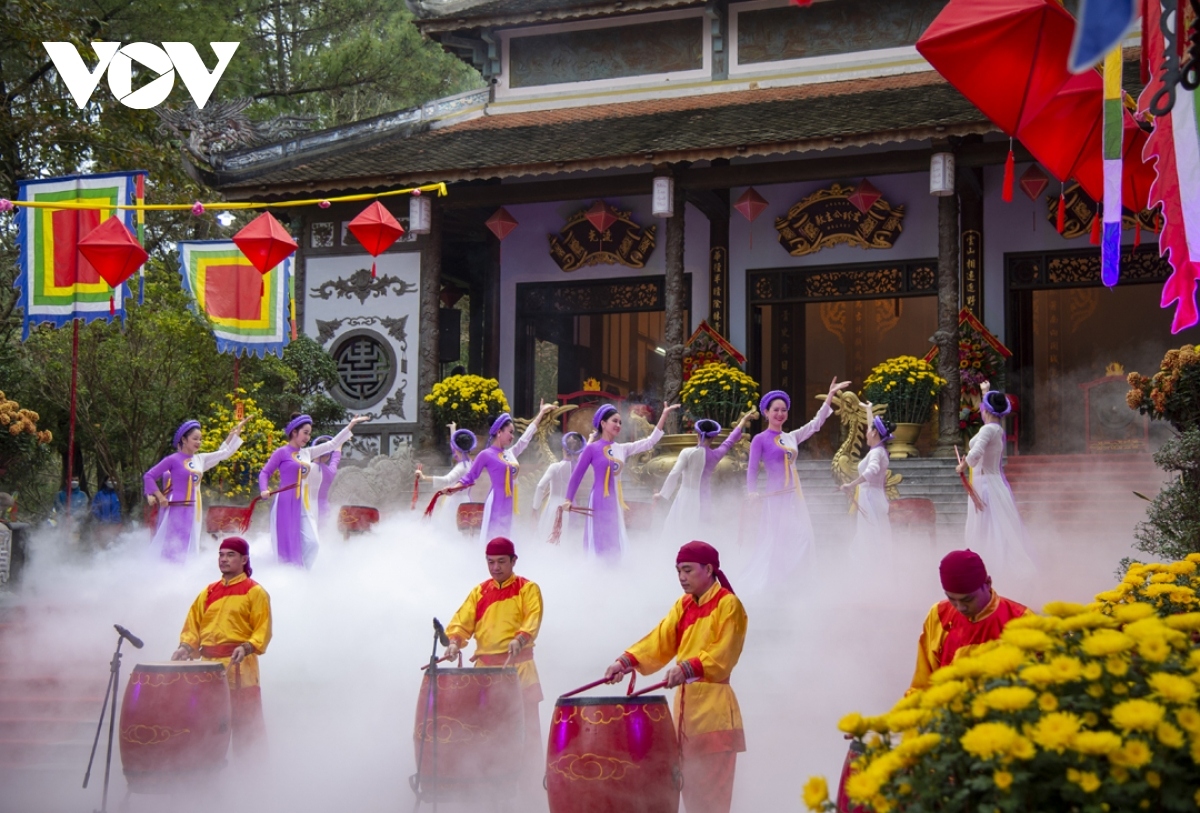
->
886 422 924 459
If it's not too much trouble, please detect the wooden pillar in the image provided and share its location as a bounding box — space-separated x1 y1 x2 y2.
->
933 185 963 458
417 201 443 451
663 177 686 432
709 188 730 337
959 167 984 316
484 232 502 379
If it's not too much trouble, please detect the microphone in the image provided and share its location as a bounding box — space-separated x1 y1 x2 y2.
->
114 624 144 649
432 618 450 647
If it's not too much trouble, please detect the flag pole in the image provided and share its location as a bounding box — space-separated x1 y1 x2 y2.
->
65 318 80 534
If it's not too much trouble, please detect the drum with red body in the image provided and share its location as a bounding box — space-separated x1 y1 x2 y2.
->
456 502 485 533
623 500 654 533
119 662 231 792
338 505 380 536
206 505 251 535
546 695 680 813
412 666 524 797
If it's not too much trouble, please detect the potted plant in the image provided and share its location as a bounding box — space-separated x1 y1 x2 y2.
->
423 374 511 437
861 356 946 458
803 553 1200 813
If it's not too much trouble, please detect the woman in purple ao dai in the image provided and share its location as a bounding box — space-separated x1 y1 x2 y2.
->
564 402 680 563
259 413 370 568
144 418 248 562
741 377 850 593
449 402 554 544
418 426 481 532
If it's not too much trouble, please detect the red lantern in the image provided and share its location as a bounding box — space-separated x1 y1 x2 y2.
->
233 212 297 274
77 216 149 315
584 201 618 234
734 187 769 249
1019 164 1049 201
848 179 882 214
485 207 519 240
347 201 405 278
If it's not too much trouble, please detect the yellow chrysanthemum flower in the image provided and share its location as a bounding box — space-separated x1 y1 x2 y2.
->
1165 612 1200 631
1175 707 1200 735
1038 692 1058 712
1080 629 1135 657
1108 738 1152 769
801 776 828 811
1030 711 1082 752
981 686 1037 712
1147 672 1197 704
960 722 1019 760
1155 721 1184 748
993 769 1013 791
1061 612 1119 632
1048 655 1084 683
1073 730 1122 755
837 712 868 737
919 680 967 710
1001 627 1055 651
1111 699 1166 733
1044 601 1088 618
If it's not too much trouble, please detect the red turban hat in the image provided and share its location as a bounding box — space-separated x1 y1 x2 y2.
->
219 536 252 577
486 537 516 558
939 549 988 594
676 540 733 593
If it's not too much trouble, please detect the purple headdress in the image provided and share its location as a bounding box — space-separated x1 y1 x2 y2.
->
450 428 478 460
285 414 313 437
759 390 790 415
871 415 895 442
174 420 201 449
593 404 618 429
489 413 513 438
562 432 585 456
312 435 333 446
694 419 722 438
981 391 1012 418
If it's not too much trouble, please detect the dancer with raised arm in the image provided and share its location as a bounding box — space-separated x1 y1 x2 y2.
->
447 402 555 544
741 377 850 592
955 383 1037 578
418 425 480 532
311 434 345 530
259 413 370 568
534 431 586 545
839 402 894 560
657 409 756 546
564 402 680 563
144 417 247 563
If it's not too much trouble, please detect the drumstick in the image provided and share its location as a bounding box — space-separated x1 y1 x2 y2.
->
558 677 610 698
629 680 670 697
954 446 985 512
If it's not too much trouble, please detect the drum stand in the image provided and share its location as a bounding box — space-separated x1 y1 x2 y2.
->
82 631 125 813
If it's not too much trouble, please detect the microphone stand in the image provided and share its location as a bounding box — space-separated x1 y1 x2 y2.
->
412 619 445 812
83 631 125 813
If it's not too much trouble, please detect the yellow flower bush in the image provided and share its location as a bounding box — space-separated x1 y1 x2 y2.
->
803 560 1200 813
679 362 759 428
861 356 946 424
201 388 278 499
423 375 510 433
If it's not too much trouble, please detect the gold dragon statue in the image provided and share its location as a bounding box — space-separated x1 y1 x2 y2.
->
819 390 902 499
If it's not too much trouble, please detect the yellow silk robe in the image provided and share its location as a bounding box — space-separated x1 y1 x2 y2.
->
446 575 543 697
624 582 748 757
180 573 272 688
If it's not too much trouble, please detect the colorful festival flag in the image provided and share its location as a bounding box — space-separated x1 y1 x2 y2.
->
177 240 292 357
14 171 146 339
1138 0 1200 332
1069 0 1138 73
1101 48 1124 288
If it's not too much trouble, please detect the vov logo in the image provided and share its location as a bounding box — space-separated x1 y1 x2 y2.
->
42 42 240 110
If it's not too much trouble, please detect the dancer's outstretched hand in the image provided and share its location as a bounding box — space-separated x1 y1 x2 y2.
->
827 377 852 399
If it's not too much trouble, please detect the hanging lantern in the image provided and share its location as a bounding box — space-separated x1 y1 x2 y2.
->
1019 164 1049 201
585 201 618 234
930 153 955 196
77 215 149 315
733 187 769 249
409 195 432 235
652 176 675 218
347 201 405 278
848 179 882 214
233 212 297 274
485 207 519 240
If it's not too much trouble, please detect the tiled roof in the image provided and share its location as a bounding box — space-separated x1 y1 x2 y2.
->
409 0 702 32
209 72 992 196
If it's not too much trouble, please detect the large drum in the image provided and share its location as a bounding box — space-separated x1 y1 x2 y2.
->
206 505 251 536
412 666 524 798
456 502 485 533
338 505 380 537
546 695 680 813
119 662 231 792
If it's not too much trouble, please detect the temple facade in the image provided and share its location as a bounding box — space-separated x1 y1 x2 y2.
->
203 0 1195 459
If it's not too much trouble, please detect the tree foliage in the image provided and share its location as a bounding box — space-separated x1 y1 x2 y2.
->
1131 428 1200 566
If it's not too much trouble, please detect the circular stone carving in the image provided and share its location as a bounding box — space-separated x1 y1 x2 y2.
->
330 329 396 409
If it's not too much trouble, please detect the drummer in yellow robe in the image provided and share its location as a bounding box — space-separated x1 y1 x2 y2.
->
444 536 544 778
172 536 272 756
604 540 748 813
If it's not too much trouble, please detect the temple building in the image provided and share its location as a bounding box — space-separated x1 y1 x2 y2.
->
202 0 1196 461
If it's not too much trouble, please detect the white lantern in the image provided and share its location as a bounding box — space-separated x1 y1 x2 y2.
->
930 152 955 196
409 195 432 234
652 176 674 218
